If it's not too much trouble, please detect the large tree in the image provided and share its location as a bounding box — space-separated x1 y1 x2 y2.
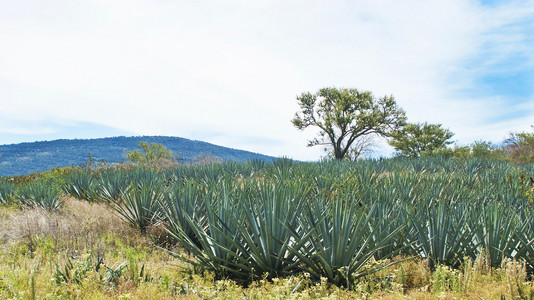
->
388 122 454 157
292 87 406 160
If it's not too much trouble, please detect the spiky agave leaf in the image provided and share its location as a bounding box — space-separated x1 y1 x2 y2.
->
113 181 164 233
473 203 521 267
511 212 534 272
235 180 309 280
63 171 100 202
289 196 405 289
161 180 207 248
409 196 478 268
164 181 253 281
0 180 16 205
99 169 132 202
17 181 64 211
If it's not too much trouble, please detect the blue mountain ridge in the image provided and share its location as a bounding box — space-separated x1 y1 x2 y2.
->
0 136 276 176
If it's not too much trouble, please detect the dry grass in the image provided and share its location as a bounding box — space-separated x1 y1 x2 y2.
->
0 197 131 253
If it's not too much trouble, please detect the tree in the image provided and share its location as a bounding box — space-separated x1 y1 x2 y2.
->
470 140 502 159
127 142 175 167
322 134 377 161
503 126 534 163
292 87 407 160
388 122 454 157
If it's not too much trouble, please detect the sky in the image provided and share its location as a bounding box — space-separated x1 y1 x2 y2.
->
1 0 533 161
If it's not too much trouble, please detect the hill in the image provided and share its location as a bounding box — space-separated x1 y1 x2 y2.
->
0 136 276 176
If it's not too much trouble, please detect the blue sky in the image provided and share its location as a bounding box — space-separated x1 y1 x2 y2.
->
0 0 533 160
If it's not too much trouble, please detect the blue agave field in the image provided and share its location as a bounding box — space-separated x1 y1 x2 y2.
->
2 157 534 290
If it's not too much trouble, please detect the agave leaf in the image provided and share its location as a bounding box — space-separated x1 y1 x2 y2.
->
113 181 164 232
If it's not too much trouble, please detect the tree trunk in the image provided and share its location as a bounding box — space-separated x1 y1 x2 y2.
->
334 147 344 160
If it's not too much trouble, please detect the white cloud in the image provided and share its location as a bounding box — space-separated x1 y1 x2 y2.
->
0 0 533 160
0 125 57 136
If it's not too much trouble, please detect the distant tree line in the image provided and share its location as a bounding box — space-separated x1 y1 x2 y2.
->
126 142 224 170
0 136 275 177
293 87 534 163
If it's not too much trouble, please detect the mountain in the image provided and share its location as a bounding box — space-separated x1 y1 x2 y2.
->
0 136 276 176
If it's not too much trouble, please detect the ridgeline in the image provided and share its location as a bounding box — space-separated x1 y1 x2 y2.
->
0 136 276 176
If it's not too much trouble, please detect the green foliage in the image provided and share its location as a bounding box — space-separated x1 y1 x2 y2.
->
104 262 129 287
442 141 505 160
162 157 534 287
163 173 406 286
127 141 175 167
7 156 534 297
431 265 463 293
34 167 76 189
471 140 500 158
55 254 104 285
54 252 149 290
450 145 470 158
389 122 454 157
292 87 406 159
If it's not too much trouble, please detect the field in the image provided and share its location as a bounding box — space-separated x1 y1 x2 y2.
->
2 157 534 299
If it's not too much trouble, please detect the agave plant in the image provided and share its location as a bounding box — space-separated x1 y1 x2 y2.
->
125 167 163 187
247 159 266 172
17 181 64 211
510 211 534 272
409 196 478 268
99 170 132 201
161 180 207 248
166 179 312 282
0 180 16 205
235 181 310 279
113 182 164 233
290 196 405 289
63 171 100 202
366 199 414 260
167 182 251 280
473 204 521 267
73 155 534 285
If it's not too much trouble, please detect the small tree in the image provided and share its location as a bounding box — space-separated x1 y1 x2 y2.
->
292 87 406 160
127 142 176 168
388 122 454 157
470 140 503 159
503 126 534 163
